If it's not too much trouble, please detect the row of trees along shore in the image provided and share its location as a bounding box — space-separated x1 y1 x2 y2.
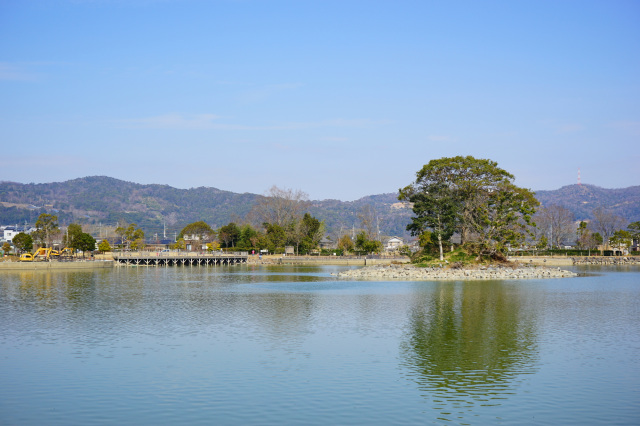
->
7 156 638 260
169 186 382 255
7 189 384 257
400 156 639 263
11 213 98 257
532 204 638 255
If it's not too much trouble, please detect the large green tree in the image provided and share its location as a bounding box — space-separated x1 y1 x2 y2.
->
76 233 96 257
467 181 538 259
400 156 516 244
263 223 286 251
12 232 33 253
297 213 324 254
400 156 538 260
401 182 458 261
237 224 259 250
218 222 240 248
64 223 84 254
355 231 382 255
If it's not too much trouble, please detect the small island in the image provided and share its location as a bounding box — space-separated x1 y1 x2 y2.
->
337 263 577 280
336 156 578 280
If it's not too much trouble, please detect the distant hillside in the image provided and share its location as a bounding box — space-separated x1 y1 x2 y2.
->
0 178 637 239
0 177 413 238
0 177 257 234
534 184 640 222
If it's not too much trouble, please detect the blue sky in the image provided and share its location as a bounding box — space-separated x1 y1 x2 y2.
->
1 0 639 201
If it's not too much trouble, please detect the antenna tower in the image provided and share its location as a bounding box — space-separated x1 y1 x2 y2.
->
577 168 581 186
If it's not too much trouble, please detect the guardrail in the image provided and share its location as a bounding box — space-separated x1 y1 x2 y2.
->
115 251 248 257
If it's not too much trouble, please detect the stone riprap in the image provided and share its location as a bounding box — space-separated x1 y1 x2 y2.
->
572 256 639 265
336 263 577 280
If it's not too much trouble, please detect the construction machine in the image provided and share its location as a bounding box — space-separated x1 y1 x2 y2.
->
19 247 57 261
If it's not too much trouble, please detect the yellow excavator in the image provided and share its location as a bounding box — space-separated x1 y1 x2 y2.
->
19 247 63 262
58 247 73 260
18 252 34 262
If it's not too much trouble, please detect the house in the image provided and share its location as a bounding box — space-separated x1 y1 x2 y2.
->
2 225 34 242
182 233 214 252
145 239 174 251
383 236 404 252
319 236 335 250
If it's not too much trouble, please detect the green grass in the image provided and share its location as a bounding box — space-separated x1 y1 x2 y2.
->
413 247 492 268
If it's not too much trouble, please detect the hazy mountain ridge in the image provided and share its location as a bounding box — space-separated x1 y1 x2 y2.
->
1 178 638 238
0 177 412 237
534 184 640 222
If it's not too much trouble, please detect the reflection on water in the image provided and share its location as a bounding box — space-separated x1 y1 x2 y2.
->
2 265 639 425
400 281 539 421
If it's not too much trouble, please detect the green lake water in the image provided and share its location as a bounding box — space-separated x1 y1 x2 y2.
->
1 264 638 425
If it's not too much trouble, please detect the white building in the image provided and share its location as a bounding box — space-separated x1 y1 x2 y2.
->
2 226 34 242
383 236 404 252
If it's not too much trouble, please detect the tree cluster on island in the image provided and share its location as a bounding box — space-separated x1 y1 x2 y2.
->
399 156 639 264
399 156 539 263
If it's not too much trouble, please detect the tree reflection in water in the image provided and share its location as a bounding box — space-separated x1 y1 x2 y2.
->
400 281 539 421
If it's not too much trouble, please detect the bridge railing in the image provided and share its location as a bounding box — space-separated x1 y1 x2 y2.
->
114 251 248 258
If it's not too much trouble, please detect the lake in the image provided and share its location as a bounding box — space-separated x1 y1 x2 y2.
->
1 264 638 425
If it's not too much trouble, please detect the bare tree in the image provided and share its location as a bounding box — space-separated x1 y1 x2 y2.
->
591 207 626 249
357 205 379 241
249 185 309 228
534 205 575 248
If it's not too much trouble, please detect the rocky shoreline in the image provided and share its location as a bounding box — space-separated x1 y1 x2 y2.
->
336 263 577 280
572 256 639 265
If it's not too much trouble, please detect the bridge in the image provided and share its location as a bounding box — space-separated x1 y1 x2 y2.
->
113 252 248 267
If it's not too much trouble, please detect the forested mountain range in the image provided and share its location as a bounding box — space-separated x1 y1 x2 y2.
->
0 177 638 239
534 184 640 222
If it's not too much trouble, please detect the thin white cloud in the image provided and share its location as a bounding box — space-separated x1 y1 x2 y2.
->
115 114 392 131
0 63 38 81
